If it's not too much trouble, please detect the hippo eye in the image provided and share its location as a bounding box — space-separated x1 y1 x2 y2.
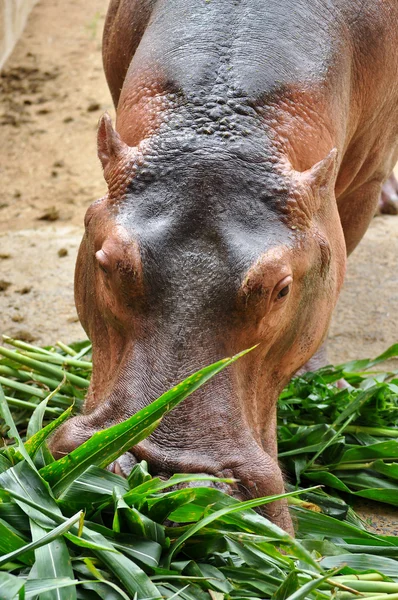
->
277 285 290 299
274 276 293 303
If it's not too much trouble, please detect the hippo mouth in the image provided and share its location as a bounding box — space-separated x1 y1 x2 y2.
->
49 392 293 533
108 449 243 498
107 446 292 532
107 449 241 500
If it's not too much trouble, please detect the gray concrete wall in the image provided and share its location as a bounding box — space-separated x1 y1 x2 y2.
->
0 0 38 70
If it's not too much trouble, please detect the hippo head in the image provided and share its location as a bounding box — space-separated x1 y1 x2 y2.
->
50 114 346 532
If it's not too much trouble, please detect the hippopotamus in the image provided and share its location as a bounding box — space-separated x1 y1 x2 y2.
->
50 0 398 534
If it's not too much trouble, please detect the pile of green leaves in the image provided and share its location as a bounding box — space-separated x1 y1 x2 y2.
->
1 335 398 600
278 343 398 506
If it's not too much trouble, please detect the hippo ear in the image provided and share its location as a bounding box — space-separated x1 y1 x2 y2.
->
293 148 339 219
97 113 129 173
300 148 339 195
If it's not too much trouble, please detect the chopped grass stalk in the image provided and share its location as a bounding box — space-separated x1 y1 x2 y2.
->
0 365 76 395
74 343 92 360
341 584 398 593
15 350 92 370
344 425 398 438
0 375 48 398
2 335 54 355
56 341 77 356
4 396 62 415
0 345 89 388
302 413 356 474
337 595 398 600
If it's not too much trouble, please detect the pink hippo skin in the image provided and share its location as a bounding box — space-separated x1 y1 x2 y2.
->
50 0 398 534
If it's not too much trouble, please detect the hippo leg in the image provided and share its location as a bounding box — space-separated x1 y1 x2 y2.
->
378 173 398 215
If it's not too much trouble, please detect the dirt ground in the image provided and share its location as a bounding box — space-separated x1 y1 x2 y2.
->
0 0 397 531
0 0 110 343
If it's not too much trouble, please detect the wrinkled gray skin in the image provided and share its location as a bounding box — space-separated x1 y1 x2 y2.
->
50 0 398 534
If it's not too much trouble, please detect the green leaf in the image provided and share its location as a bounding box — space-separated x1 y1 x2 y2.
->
74 559 130 600
0 571 25 599
63 532 119 553
217 565 279 595
163 487 322 569
338 440 398 464
340 343 398 372
114 492 165 546
147 488 198 523
292 507 386 541
3 482 161 599
24 578 81 599
0 461 61 529
372 460 398 480
0 383 36 470
127 461 151 489
41 420 160 498
0 517 33 566
273 570 299 600
25 404 73 461
304 470 352 493
26 372 70 444
333 386 384 428
283 571 339 600
158 582 209 600
321 554 398 577
88 540 161 599
0 460 159 600
0 512 82 568
124 474 235 508
0 454 12 474
185 563 232 594
27 397 49 440
30 519 77 600
301 539 345 557
0 502 30 532
111 534 162 568
352 488 398 505
225 537 291 572
58 466 129 506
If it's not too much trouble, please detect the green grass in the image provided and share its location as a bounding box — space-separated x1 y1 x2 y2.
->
0 335 398 599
